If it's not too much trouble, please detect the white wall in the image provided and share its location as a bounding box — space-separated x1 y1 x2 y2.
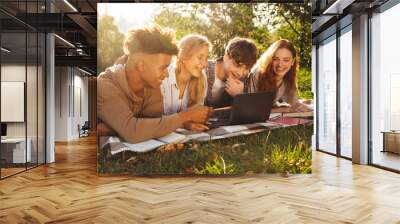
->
1 65 41 138
1 64 45 164
55 66 69 141
54 67 89 141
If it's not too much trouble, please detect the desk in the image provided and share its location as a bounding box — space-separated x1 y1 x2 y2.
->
1 138 31 163
382 131 400 154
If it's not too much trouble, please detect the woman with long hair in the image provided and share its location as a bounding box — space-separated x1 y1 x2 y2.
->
161 34 213 131
248 39 312 112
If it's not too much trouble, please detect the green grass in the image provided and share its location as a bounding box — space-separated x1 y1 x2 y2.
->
98 125 313 176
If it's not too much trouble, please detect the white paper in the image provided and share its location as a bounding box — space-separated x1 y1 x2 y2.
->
116 139 165 154
100 136 121 149
187 132 210 140
210 135 225 140
269 113 281 119
257 122 282 128
222 125 248 133
157 132 186 144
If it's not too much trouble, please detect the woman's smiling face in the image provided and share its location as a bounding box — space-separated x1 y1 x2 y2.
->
272 48 295 79
181 45 209 78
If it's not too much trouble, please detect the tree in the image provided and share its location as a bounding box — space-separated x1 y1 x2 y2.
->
97 15 125 73
154 3 269 58
257 2 312 68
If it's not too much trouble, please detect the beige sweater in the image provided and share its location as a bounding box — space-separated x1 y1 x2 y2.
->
97 64 183 143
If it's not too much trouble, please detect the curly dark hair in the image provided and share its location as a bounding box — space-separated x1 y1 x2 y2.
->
123 25 178 55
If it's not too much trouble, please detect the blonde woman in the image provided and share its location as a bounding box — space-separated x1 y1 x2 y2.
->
161 34 213 131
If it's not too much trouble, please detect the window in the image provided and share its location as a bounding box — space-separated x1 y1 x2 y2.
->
0 1 47 179
317 35 337 154
370 3 400 171
339 27 352 158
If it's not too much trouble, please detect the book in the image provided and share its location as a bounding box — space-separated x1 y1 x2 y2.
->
281 111 313 118
106 132 187 155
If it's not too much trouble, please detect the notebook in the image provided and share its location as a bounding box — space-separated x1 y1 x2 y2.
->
269 117 312 126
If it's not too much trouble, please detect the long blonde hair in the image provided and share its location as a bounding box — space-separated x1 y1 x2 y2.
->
176 34 211 106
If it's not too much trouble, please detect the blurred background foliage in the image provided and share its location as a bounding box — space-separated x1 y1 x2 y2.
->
97 3 312 99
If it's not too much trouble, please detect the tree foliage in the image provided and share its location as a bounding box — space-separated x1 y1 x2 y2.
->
97 3 312 97
154 3 311 68
97 15 124 73
257 3 312 67
153 3 312 97
155 3 270 58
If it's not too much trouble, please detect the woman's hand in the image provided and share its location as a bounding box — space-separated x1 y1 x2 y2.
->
271 102 312 113
289 103 313 112
271 107 291 113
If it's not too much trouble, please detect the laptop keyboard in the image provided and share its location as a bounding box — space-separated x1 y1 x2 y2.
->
208 109 232 129
208 120 230 129
212 109 231 120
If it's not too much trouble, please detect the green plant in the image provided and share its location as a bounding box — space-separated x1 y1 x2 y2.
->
268 142 312 174
194 155 235 175
297 68 313 99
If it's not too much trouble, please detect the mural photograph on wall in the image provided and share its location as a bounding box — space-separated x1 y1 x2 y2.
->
97 2 313 176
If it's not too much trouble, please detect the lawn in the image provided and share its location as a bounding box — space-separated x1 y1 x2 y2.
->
98 124 313 176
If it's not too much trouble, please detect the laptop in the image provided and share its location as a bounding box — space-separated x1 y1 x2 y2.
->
208 91 275 129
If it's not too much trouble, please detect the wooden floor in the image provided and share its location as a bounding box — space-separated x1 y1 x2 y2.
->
1 136 400 223
1 167 26 178
373 151 400 171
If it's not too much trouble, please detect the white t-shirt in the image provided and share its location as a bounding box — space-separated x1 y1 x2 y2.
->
161 63 207 115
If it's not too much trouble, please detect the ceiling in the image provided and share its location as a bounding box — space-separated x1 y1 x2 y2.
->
0 0 97 74
311 0 390 42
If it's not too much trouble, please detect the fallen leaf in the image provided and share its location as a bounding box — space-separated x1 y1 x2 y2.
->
177 143 185 151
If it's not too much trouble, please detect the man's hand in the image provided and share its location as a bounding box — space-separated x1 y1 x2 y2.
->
179 106 214 124
184 122 210 131
225 78 244 96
